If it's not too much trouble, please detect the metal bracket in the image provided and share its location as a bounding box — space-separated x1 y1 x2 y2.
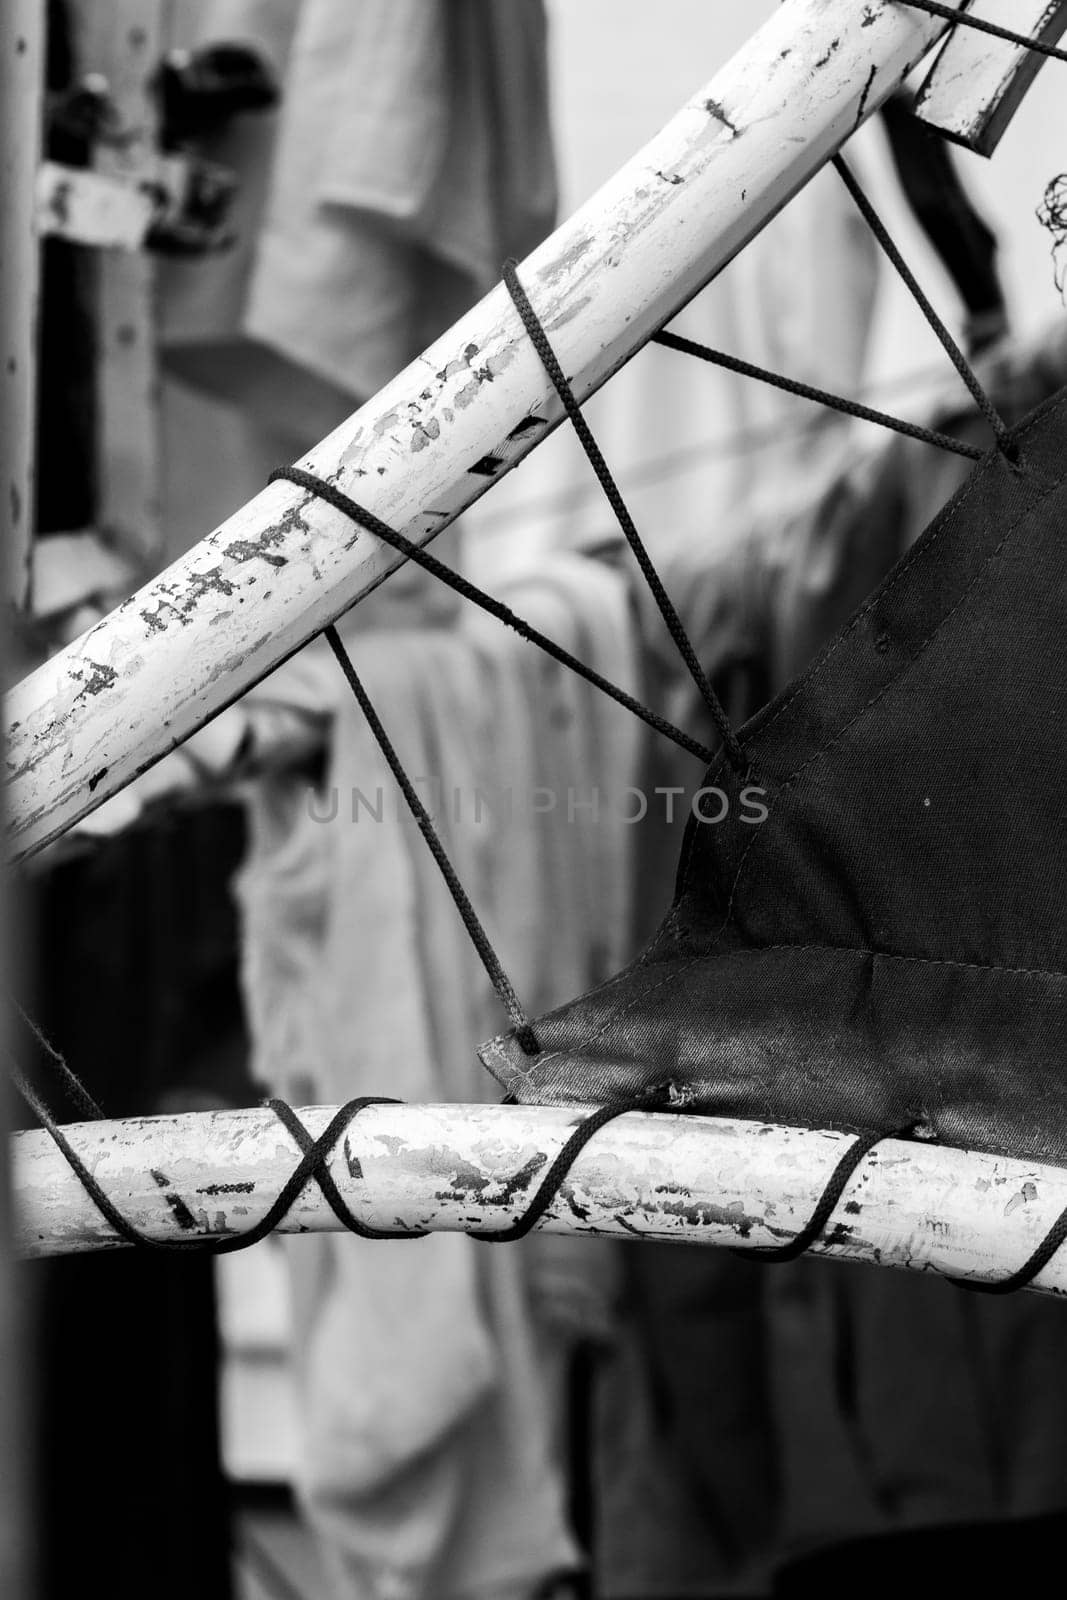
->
36 155 236 253
913 0 1067 155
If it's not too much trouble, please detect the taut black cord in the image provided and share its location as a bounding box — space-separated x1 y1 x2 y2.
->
952 1202 1067 1295
12 1041 663 1254
14 1036 1067 1288
472 1085 672 1242
323 622 539 1054
16 39 1067 1277
12 1003 104 1120
833 154 1016 459
12 1058 421 1251
737 1127 899 1264
897 0 1067 64
652 331 986 462
502 260 748 775
267 467 714 766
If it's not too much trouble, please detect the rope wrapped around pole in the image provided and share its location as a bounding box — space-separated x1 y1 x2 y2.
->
12 1104 1067 1296
5 0 964 860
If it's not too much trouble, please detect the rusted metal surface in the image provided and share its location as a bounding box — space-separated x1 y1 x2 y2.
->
12 1102 1067 1294
914 0 1067 154
4 0 964 859
1 0 43 614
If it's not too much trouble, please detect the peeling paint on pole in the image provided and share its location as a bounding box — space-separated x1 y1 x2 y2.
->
12 1103 1067 1296
5 0 964 858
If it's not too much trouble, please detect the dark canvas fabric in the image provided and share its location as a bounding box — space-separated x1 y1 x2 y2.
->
481 386 1067 1166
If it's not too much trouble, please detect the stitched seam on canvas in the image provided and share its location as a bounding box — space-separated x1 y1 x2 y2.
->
516 940 1066 1079
519 448 1067 1073
512 948 714 1075
673 943 1067 983
674 415 1067 913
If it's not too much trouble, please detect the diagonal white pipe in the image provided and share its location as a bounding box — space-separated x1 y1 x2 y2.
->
5 0 962 859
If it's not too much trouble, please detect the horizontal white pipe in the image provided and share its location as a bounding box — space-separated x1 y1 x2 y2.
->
4 0 960 859
13 1102 1067 1296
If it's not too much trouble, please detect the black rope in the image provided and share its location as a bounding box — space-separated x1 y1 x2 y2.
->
322 622 539 1055
11 1032 661 1253
13 1029 1067 1288
472 1084 672 1242
734 1123 1067 1292
952 1202 1067 1295
737 1127 898 1264
501 259 748 775
897 0 1067 64
268 467 713 766
833 154 1016 459
16 55 1067 1279
267 1098 426 1241
13 1003 104 1120
11 1055 419 1251
652 331 986 462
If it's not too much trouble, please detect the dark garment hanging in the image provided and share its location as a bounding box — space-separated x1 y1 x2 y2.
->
773 1511 1067 1597
589 627 780 1600
760 343 1067 1570
481 384 1067 1169
21 803 252 1600
593 1244 778 1600
36 0 98 537
881 92 1007 356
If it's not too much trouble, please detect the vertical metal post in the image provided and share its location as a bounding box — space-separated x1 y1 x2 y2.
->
0 0 44 613
0 6 41 1583
80 0 168 568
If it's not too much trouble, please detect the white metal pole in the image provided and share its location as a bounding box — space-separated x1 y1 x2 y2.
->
914 0 1067 153
4 0 964 859
12 1102 1067 1295
0 0 44 615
